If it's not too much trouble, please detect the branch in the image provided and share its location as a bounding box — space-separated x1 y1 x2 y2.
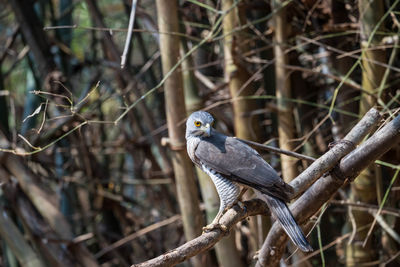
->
132 199 270 267
235 137 316 162
121 0 138 69
256 109 400 267
290 108 381 197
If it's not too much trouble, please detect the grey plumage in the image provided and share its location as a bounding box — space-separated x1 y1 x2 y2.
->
258 193 313 252
185 111 312 252
201 162 241 217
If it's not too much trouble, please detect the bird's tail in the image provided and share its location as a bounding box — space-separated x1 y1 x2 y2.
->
261 194 313 252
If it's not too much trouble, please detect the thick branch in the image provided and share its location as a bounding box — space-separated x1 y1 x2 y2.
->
256 110 400 267
132 199 269 267
290 108 381 197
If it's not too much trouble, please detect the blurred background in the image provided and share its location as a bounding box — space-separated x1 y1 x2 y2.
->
0 0 400 266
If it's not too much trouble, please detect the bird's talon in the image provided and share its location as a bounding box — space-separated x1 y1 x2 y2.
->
220 224 228 232
202 223 228 233
235 201 247 214
242 205 247 214
202 224 215 233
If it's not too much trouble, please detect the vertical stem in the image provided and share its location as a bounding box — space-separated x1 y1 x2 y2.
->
272 0 298 182
156 1 211 266
182 37 243 267
346 1 386 266
222 0 267 252
222 0 261 141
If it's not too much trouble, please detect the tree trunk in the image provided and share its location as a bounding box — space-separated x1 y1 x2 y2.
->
156 1 211 266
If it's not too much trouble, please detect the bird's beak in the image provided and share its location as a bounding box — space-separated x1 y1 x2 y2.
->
202 123 211 137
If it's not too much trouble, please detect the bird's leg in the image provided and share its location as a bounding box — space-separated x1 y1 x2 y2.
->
202 204 229 233
203 188 247 233
234 188 247 207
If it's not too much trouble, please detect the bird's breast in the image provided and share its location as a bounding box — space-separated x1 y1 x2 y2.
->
186 137 201 164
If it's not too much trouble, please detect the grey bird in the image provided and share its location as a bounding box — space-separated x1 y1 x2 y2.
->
185 111 312 252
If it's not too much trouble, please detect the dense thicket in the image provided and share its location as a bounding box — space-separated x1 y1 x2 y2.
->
0 1 400 266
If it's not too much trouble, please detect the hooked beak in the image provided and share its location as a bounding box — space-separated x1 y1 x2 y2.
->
202 123 211 137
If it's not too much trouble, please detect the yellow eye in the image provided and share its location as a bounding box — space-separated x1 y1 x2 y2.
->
194 121 201 127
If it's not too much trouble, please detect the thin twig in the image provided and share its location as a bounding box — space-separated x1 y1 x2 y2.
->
235 137 316 162
287 224 372 266
373 212 400 245
330 200 400 218
121 0 138 69
362 169 400 247
96 215 181 259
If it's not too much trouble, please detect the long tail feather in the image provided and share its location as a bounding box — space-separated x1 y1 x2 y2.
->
261 194 313 252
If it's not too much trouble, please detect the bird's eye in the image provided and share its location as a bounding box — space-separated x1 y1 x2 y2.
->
194 121 201 127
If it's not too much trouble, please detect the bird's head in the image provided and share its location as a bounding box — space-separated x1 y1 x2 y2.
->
185 111 214 139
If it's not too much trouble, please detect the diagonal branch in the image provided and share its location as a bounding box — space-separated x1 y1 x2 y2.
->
256 109 400 266
132 199 270 267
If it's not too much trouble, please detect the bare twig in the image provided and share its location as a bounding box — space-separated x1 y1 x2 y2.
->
330 200 400 218
121 0 138 69
373 212 400 245
235 137 316 162
96 215 181 258
287 224 372 266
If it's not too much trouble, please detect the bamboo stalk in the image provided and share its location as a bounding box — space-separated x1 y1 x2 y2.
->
2 154 99 266
0 207 45 267
222 0 267 251
181 36 243 267
84 0 173 175
272 0 298 182
156 1 212 266
222 0 261 141
346 1 386 265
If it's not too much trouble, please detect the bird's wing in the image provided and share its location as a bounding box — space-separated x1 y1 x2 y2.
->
195 132 293 201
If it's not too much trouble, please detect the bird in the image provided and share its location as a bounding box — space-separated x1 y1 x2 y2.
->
185 110 312 252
